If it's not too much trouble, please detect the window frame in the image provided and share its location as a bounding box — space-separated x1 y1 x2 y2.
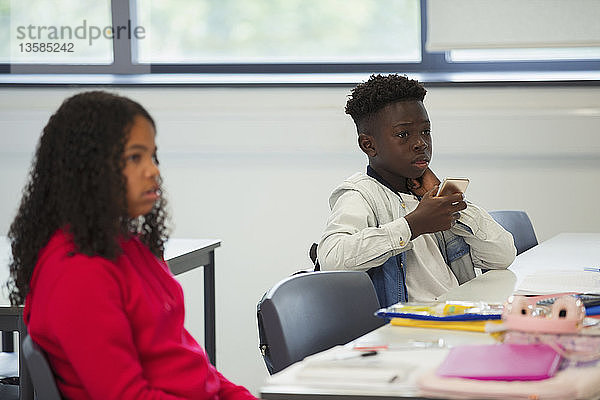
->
2 0 600 85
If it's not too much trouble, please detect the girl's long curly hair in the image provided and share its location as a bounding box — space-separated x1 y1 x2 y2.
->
7 91 170 305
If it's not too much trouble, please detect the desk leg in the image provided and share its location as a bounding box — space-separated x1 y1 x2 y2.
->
2 331 14 352
204 251 216 366
18 319 33 400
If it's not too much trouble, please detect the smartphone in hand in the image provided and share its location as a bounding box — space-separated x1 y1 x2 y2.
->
436 177 469 197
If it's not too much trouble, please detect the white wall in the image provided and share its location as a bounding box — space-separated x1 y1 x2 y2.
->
1 84 600 395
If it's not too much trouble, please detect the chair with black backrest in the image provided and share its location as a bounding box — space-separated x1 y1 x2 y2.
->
489 210 538 256
0 305 31 400
0 331 18 400
22 335 61 400
257 270 386 374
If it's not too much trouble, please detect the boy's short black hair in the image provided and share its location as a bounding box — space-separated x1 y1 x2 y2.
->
345 74 427 132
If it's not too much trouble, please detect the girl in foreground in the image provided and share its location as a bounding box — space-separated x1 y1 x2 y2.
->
7 91 257 400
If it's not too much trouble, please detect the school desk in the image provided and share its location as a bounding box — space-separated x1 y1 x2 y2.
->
260 233 600 400
164 238 221 366
507 233 600 295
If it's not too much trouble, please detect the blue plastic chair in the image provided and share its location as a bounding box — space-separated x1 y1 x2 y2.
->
489 210 538 255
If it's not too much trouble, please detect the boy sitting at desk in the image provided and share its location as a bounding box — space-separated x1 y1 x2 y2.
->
317 74 516 307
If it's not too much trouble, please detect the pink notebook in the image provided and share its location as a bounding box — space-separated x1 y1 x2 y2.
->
436 343 562 381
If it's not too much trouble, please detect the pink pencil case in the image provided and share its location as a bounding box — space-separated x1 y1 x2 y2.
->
436 343 562 381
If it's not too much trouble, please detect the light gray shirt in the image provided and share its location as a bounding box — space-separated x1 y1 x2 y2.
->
318 172 516 301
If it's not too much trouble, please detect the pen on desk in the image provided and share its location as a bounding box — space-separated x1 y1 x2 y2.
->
334 350 378 360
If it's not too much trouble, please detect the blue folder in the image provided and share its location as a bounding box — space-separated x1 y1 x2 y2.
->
375 310 502 321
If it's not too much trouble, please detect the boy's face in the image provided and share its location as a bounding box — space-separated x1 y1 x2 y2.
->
359 100 432 180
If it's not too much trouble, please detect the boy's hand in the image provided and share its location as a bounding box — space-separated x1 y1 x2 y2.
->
407 168 440 197
404 186 466 240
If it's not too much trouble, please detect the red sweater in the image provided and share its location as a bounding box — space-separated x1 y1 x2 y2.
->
24 230 256 400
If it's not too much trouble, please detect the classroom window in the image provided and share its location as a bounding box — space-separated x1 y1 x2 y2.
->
448 48 600 63
0 1 8 62
133 0 421 64
425 0 600 73
1 0 599 82
4 0 113 65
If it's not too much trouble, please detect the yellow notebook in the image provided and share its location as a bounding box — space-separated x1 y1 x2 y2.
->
390 318 503 333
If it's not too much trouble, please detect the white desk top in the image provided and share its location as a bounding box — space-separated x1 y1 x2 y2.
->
437 269 516 303
508 233 600 294
262 270 511 399
0 236 220 306
262 315 497 399
261 233 600 399
163 238 221 261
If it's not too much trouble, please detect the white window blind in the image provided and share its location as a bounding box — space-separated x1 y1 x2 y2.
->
426 0 600 51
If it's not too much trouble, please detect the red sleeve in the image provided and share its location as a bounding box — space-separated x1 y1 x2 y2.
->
215 370 257 400
46 259 187 400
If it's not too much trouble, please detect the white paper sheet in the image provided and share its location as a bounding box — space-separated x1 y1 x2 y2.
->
515 271 600 295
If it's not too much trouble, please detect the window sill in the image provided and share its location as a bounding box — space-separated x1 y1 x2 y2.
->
0 70 599 87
